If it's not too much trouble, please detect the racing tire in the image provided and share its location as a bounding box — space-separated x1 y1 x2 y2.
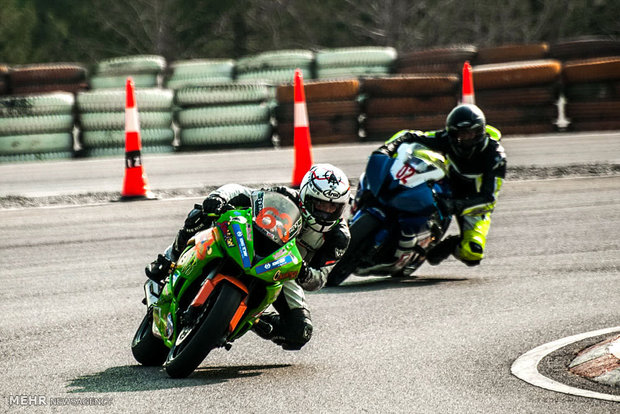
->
164 283 243 378
131 310 170 366
326 213 382 287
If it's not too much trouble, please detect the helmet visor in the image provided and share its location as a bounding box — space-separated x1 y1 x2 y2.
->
307 196 345 225
454 129 481 148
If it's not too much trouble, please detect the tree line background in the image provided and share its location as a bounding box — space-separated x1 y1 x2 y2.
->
1 0 618 66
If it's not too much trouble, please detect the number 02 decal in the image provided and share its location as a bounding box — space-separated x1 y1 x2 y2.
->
256 207 293 242
396 163 416 184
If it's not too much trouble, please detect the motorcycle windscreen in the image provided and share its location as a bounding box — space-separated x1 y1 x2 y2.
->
251 191 302 246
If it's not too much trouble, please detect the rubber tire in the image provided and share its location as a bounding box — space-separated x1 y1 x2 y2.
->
131 311 170 366
164 283 243 378
276 80 360 103
175 84 274 107
326 213 382 287
360 75 459 97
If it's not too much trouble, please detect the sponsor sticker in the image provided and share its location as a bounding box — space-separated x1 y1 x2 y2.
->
232 223 251 268
255 255 293 274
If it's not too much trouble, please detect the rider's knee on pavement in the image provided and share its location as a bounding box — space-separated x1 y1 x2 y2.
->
456 239 484 263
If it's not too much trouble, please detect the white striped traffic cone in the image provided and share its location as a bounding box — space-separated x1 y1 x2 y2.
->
120 77 155 200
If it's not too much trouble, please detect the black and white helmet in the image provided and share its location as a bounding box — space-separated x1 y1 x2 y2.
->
299 164 350 232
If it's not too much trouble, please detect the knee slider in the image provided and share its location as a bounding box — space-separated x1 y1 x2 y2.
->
456 239 484 262
469 241 483 254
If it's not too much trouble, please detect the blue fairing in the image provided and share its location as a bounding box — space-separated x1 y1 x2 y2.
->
366 153 393 196
390 185 436 215
363 153 438 216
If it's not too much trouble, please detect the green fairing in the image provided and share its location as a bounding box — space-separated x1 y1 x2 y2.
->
150 192 303 348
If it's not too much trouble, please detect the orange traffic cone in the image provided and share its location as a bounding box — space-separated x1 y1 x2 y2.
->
291 68 313 188
120 77 156 200
461 61 475 105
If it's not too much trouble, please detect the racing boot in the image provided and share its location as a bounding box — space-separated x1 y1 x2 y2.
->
426 235 461 266
252 309 313 351
145 254 173 282
388 226 421 267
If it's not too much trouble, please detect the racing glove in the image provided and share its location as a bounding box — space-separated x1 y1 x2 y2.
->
295 261 311 287
436 197 466 216
202 195 232 216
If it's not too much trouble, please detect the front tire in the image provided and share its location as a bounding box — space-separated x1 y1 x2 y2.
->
164 283 243 378
131 310 170 366
326 213 381 286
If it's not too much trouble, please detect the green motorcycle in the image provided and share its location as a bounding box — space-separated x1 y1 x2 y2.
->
131 190 304 378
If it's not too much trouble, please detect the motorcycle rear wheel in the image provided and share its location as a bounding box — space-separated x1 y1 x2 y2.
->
164 282 243 378
131 309 170 366
326 213 381 286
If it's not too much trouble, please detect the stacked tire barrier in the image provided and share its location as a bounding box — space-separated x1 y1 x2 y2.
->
472 59 562 135
275 80 360 146
562 57 620 132
76 88 175 156
7 63 88 95
235 49 314 84
89 55 166 90
174 83 275 149
0 92 76 162
315 47 396 80
474 43 549 65
1 65 11 95
2 39 620 162
396 45 478 75
165 59 235 90
359 75 459 141
549 37 620 62
235 50 314 83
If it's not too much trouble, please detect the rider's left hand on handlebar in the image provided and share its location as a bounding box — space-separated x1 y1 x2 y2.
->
296 261 311 285
437 197 457 215
202 196 234 216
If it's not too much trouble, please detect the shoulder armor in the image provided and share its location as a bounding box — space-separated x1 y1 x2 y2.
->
486 125 501 141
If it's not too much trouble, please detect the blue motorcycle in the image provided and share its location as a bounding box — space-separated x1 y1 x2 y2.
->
326 142 452 286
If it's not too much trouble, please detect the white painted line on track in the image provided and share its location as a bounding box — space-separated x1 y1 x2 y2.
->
511 326 620 402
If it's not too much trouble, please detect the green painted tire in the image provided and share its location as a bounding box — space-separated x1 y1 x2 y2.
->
180 123 272 147
80 128 174 148
175 83 275 106
235 66 313 83
176 103 271 127
170 59 235 76
316 47 397 67
0 114 74 135
96 55 166 75
82 145 174 158
165 76 234 90
0 132 73 155
90 73 159 89
79 111 172 130
76 88 173 112
0 92 75 116
236 50 314 72
0 151 73 163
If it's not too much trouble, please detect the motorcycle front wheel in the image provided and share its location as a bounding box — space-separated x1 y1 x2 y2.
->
326 213 381 286
164 282 243 378
131 309 170 366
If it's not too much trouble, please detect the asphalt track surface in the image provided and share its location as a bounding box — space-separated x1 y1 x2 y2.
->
1 132 619 413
